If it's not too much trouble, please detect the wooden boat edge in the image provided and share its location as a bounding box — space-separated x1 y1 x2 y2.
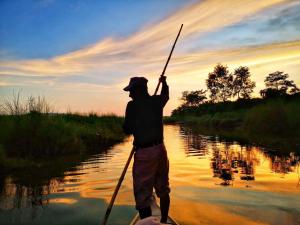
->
130 213 179 225
130 196 179 225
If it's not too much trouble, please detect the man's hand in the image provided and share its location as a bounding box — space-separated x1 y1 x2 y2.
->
159 76 167 83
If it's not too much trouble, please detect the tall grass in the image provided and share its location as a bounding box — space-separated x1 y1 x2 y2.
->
0 94 126 168
0 92 52 115
244 99 300 137
0 113 125 158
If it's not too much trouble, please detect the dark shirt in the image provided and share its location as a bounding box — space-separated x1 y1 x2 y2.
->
123 82 169 147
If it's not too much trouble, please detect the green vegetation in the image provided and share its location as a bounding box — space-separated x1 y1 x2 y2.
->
168 64 300 150
0 94 125 170
0 113 125 169
168 106 299 154
169 94 300 140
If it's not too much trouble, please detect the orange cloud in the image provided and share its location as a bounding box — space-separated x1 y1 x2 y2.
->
0 0 289 78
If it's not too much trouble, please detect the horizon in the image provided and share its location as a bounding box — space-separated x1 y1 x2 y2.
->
1 0 300 115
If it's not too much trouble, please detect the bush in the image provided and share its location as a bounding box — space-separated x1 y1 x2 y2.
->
170 94 300 139
0 113 126 159
244 100 290 136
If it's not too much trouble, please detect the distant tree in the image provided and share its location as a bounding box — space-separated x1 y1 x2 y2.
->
260 71 299 98
206 64 233 102
260 88 282 98
232 66 256 99
206 72 218 103
290 86 300 95
181 89 207 107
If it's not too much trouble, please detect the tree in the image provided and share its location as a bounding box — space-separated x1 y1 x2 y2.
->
260 88 282 98
181 89 207 107
206 64 233 102
232 66 256 99
290 86 300 95
260 71 299 98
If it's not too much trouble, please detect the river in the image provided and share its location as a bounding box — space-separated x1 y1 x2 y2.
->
0 125 300 225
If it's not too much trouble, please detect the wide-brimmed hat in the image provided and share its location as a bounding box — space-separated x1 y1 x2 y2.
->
123 77 148 91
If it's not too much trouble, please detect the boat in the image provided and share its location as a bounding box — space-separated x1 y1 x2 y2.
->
130 196 179 225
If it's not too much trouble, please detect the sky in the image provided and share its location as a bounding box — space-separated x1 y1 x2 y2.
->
0 0 300 115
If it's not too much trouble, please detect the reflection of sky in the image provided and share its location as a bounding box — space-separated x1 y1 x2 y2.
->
1 0 300 115
0 192 136 225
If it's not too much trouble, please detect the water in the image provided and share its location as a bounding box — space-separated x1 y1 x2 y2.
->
0 125 300 225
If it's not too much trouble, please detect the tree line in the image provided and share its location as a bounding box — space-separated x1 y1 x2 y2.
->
180 63 299 107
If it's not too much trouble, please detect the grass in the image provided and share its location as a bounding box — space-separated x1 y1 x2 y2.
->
0 113 125 162
243 98 300 138
0 94 126 170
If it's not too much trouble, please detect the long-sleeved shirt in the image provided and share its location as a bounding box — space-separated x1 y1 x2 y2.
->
123 82 169 147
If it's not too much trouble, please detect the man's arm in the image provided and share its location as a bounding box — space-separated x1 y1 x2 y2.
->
160 76 169 107
123 101 134 135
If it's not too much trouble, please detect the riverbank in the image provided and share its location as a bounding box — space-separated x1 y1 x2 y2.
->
0 113 126 171
167 94 300 152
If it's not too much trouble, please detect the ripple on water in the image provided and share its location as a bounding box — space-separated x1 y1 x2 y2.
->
0 125 299 225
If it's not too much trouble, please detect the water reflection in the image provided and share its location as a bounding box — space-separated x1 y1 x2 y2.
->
179 125 300 187
0 125 300 225
0 152 114 211
180 126 210 158
269 153 299 175
211 145 258 186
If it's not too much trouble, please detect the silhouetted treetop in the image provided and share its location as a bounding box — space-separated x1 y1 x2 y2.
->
206 64 233 102
232 66 255 99
181 89 207 107
260 71 299 98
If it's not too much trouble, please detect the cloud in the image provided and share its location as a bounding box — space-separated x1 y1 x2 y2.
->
0 81 8 87
259 3 300 31
2 0 300 115
0 0 289 81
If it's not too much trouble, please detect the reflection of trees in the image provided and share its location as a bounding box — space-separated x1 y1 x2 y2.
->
268 152 300 177
0 176 60 210
211 143 234 185
179 126 209 157
211 145 300 186
297 164 300 188
211 144 259 186
180 125 261 185
1 166 70 210
0 151 112 211
180 124 300 187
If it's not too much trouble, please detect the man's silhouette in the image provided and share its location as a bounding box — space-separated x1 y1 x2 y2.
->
123 76 170 223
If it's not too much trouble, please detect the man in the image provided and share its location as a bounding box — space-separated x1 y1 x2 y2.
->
123 76 170 223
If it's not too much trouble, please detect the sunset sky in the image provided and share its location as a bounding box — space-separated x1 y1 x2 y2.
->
1 0 300 115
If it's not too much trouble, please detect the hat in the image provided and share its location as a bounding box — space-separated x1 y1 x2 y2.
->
123 77 148 91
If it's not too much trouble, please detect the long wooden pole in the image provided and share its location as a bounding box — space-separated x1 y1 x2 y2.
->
100 24 183 225
100 147 135 225
154 24 183 95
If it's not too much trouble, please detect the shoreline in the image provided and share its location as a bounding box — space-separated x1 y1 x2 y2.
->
165 96 300 154
165 119 300 155
0 113 126 171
